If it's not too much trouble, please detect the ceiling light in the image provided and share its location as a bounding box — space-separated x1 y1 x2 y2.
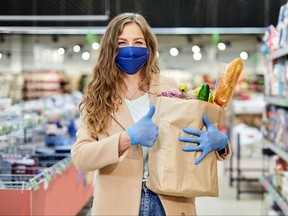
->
240 51 248 60
57 47 65 55
73 45 81 53
170 47 179 57
92 42 100 50
82 52 90 60
192 45 200 53
0 52 2 59
193 52 202 61
217 42 226 50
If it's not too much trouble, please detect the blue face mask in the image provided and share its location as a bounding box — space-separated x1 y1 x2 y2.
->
116 46 149 75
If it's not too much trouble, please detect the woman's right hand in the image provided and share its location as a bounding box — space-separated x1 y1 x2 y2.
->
126 106 158 147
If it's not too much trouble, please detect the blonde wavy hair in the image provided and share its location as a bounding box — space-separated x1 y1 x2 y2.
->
80 13 160 137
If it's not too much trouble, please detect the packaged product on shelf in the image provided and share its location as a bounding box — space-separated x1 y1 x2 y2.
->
278 2 288 49
282 171 288 201
0 154 38 181
12 157 39 175
23 71 62 100
0 98 12 111
269 62 287 98
262 25 279 53
263 105 288 152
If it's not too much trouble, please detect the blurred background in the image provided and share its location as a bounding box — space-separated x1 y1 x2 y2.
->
1 0 284 94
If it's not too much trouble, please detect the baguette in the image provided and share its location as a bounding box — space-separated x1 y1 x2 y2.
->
213 58 244 109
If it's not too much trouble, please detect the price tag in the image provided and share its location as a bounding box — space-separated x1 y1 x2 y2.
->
50 169 56 177
43 178 49 191
31 181 39 191
55 167 62 175
44 172 52 181
60 162 66 171
64 159 71 166
263 180 269 189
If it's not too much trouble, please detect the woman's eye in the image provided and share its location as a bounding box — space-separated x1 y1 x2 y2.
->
118 41 126 45
135 41 143 44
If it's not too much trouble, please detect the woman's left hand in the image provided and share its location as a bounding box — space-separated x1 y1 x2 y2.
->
179 114 228 165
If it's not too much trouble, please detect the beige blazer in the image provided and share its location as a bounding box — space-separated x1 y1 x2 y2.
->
71 74 232 216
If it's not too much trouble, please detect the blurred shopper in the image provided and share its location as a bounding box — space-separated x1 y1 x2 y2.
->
59 73 72 94
78 74 88 93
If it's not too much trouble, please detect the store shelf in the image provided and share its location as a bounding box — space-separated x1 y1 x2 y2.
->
232 99 265 114
265 96 288 107
263 33 288 215
267 47 288 61
263 138 288 162
23 71 62 100
259 175 288 216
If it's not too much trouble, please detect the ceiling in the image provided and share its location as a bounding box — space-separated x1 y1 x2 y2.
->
0 0 287 35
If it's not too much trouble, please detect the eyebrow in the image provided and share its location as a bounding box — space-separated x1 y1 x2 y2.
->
118 37 145 40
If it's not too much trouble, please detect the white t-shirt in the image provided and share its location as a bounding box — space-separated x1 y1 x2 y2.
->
124 93 150 180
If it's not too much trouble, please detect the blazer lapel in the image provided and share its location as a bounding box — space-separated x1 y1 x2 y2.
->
148 73 161 96
111 101 134 130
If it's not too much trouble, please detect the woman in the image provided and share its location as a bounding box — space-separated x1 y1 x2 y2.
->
71 12 231 215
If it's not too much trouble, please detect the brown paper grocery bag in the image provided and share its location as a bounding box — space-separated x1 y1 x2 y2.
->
147 96 225 198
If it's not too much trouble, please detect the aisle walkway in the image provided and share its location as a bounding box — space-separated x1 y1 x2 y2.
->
196 161 264 216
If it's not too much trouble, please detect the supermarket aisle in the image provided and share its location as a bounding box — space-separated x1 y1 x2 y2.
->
196 161 264 216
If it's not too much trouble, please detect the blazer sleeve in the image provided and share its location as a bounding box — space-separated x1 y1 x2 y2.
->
71 117 127 172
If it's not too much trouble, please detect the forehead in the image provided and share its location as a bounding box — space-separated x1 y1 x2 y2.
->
119 22 144 38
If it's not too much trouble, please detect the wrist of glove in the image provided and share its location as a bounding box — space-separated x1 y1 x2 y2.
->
126 127 137 146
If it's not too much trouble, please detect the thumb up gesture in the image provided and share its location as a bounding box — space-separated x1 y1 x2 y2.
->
126 106 158 147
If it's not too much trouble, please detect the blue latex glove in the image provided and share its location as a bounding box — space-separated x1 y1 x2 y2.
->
179 114 228 165
126 106 158 147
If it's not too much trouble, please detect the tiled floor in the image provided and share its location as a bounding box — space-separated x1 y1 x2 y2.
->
196 161 265 216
